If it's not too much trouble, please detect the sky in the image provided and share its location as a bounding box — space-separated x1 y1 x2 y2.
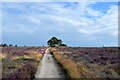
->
1 1 118 47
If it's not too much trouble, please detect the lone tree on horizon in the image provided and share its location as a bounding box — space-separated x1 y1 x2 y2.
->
47 37 67 47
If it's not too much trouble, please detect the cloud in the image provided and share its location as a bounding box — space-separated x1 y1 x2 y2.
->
78 5 118 37
2 2 118 46
1 0 120 2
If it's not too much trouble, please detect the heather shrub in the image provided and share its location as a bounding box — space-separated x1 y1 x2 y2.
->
7 63 37 80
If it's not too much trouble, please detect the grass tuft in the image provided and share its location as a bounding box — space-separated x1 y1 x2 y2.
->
50 49 80 78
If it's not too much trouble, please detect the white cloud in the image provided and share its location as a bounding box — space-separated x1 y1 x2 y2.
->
3 2 118 35
1 0 120 2
2 2 118 46
78 5 118 37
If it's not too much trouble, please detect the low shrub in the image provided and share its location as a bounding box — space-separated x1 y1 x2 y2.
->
6 63 37 80
51 49 80 78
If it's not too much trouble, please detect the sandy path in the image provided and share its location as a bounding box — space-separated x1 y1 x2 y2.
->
35 48 68 78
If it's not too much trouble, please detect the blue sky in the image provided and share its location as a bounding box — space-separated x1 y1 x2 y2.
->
1 2 118 47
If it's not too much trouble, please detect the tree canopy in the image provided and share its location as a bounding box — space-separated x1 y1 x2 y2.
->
47 37 67 47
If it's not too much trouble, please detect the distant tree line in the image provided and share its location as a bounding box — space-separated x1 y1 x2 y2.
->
0 43 17 47
47 37 67 47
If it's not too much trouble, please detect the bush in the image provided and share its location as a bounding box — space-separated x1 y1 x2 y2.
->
7 64 37 79
51 50 80 78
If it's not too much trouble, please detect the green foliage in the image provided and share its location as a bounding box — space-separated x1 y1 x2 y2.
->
0 43 18 47
57 39 62 46
47 37 58 47
9 44 13 47
60 44 67 46
0 43 8 47
47 37 67 47
15 45 17 47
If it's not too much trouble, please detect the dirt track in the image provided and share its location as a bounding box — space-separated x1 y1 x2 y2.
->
35 48 68 78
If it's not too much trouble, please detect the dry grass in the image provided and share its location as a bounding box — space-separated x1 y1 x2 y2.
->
0 54 5 60
2 50 43 79
50 48 100 79
51 49 80 78
50 48 115 79
12 51 43 61
77 63 97 78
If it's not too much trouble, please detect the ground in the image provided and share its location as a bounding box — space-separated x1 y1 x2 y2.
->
1 47 46 79
52 47 120 78
1 46 120 79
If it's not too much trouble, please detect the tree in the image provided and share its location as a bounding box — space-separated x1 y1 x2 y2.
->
60 44 67 46
47 37 67 47
15 45 17 47
47 37 58 47
9 44 13 47
0 43 8 47
57 39 62 46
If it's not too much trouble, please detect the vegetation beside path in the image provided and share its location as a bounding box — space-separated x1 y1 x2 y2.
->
2 47 45 79
50 48 82 79
50 47 119 79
